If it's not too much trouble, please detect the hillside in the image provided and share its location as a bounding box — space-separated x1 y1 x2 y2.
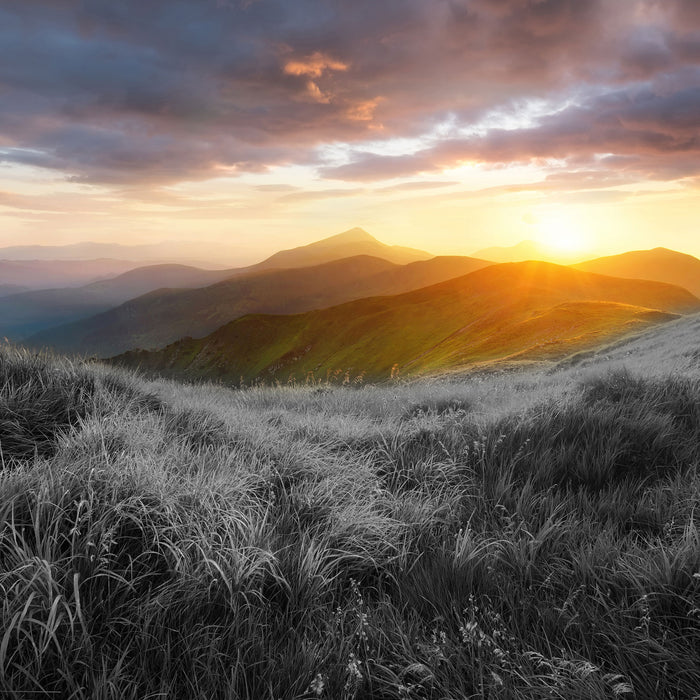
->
111 261 700 382
27 254 490 357
0 264 238 339
557 305 700 375
574 247 700 297
354 254 492 296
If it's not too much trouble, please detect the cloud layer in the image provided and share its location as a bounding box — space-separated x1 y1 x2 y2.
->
0 0 698 186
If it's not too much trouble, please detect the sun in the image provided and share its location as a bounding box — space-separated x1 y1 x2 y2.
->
532 210 591 257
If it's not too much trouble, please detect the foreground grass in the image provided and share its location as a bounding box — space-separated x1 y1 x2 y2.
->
0 344 699 698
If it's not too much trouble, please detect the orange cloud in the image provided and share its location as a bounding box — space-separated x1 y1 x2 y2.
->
304 80 331 104
346 97 382 122
283 52 348 78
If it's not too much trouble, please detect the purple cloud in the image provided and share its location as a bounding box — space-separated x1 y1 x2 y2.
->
0 0 697 185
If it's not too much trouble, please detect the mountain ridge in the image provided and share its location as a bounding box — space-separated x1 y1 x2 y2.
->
109 260 700 382
0 264 240 339
256 227 432 270
26 253 489 357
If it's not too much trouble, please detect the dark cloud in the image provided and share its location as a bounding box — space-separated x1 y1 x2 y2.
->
0 0 698 185
322 77 700 183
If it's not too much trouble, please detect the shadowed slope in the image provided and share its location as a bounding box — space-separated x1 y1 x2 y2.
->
111 261 700 382
574 247 700 298
27 255 490 357
0 264 239 339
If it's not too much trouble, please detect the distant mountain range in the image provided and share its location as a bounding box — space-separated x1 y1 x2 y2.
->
12 228 434 343
28 253 490 356
0 265 238 339
0 259 143 291
0 284 29 298
110 261 700 382
0 241 243 268
9 228 700 382
0 228 429 270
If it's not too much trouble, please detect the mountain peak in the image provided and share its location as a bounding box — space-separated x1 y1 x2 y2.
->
254 227 431 271
325 227 377 244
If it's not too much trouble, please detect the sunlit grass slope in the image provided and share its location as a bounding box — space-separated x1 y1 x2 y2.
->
1 324 700 698
28 255 491 358
112 260 700 383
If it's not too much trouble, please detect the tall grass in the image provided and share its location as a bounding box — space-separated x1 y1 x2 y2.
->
0 345 699 698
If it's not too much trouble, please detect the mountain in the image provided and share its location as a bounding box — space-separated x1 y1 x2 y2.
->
0 284 28 298
27 254 490 357
354 255 492 296
109 261 700 382
255 228 432 269
0 229 430 271
0 264 238 339
472 239 584 264
0 259 144 290
573 247 700 298
0 241 243 268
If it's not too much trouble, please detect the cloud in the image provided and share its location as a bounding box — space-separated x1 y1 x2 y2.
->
322 77 700 183
346 98 383 122
283 52 348 78
377 181 460 192
278 188 364 203
283 51 349 103
0 0 698 187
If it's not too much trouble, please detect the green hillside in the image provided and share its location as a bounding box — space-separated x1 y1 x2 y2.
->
28 254 490 357
112 261 700 382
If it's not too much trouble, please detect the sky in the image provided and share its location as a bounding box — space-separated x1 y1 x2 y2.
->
0 0 699 264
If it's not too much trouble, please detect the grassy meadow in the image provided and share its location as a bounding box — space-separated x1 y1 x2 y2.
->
1 316 700 698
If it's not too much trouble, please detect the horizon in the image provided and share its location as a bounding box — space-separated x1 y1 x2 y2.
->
1 2 699 260
0 228 699 270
